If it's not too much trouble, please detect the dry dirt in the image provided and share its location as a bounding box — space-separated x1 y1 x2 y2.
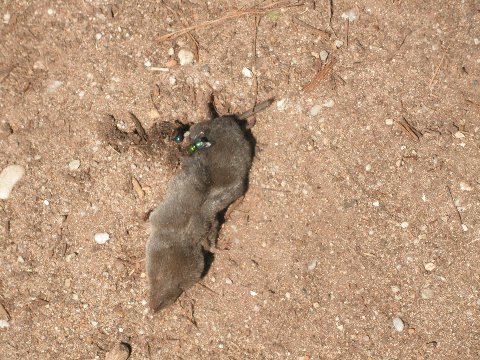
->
1 0 480 359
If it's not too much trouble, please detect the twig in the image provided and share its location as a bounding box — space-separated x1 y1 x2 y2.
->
129 112 148 142
238 98 275 119
252 15 261 106
328 0 337 37
303 57 337 92
465 98 480 110
186 31 199 62
446 185 464 227
397 116 422 142
291 17 330 40
158 1 297 42
428 52 446 89
346 18 350 47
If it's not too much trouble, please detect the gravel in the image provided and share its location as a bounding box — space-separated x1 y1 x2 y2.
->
178 49 194 66
307 260 318 271
393 317 405 332
68 160 81 171
241 67 253 78
0 164 25 200
310 105 322 116
94 232 110 244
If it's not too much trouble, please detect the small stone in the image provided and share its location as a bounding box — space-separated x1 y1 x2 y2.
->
400 222 409 229
225 278 233 285
0 320 9 329
46 80 63 93
43 199 49 206
323 99 334 108
335 40 344 48
276 99 287 111
94 232 110 244
341 9 358 22
313 302 320 309
95 33 102 40
453 131 465 139
0 164 25 200
250 290 258 296
420 287 434 299
320 50 329 61
17 256 24 263
68 160 80 171
178 49 194 65
372 201 380 207
307 260 318 271
459 182 473 191
47 8 55 16
144 59 151 67
167 47 174 56
462 224 468 232
168 76 176 86
365 164 372 172
242 67 253 78
105 342 131 360
424 262 435 271
393 317 404 332
285 292 291 300
474 38 480 46
3 12 11 24
310 105 322 117
391 285 400 293
166 59 177 68
385 119 394 125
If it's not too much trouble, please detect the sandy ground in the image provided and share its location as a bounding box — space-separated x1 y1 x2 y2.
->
1 0 480 359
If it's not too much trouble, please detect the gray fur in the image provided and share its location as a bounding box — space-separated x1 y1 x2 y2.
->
146 116 253 312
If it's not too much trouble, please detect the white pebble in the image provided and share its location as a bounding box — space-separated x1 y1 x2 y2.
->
0 165 25 200
424 262 435 271
310 105 322 117
43 199 49 206
285 292 291 300
372 200 380 207
365 164 372 172
385 118 394 125
420 288 433 299
68 159 80 171
3 12 11 24
225 278 233 285
0 320 9 329
320 50 329 61
94 232 110 244
95 33 102 40
307 260 317 271
241 67 253 78
47 8 55 16
341 9 358 22
459 182 472 191
178 49 194 66
462 224 468 232
391 285 400 293
335 40 344 48
393 317 404 332
17 256 24 263
144 59 151 67
167 47 174 56
400 222 409 229
474 38 480 46
46 80 63 93
168 76 176 86
276 99 287 111
249 290 258 296
323 99 334 108
453 131 465 139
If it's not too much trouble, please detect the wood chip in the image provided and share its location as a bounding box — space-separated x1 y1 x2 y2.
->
397 117 422 141
303 57 337 92
132 177 145 199
128 112 148 142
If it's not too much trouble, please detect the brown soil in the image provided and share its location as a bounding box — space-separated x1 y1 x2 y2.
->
1 1 480 359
